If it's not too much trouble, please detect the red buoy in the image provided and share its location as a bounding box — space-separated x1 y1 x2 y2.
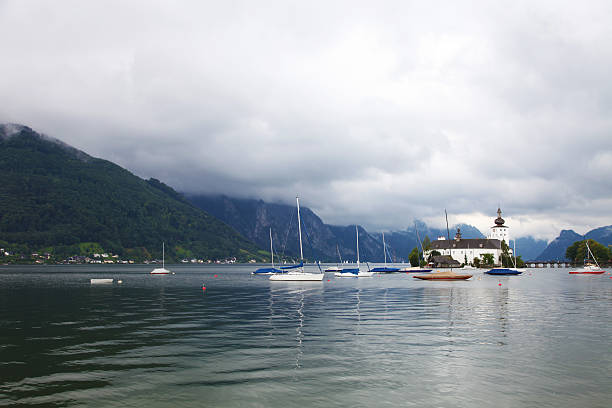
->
214 274 218 278
498 283 502 286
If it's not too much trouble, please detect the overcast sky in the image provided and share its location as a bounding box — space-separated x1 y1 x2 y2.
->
1 0 611 241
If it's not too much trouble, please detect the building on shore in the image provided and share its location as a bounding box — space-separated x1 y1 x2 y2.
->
424 208 511 266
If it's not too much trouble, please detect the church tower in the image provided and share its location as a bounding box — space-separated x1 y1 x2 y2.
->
488 208 509 243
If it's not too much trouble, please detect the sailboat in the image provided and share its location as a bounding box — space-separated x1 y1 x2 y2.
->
253 228 284 275
569 240 605 274
270 197 324 281
400 222 432 272
414 210 472 280
369 232 400 273
335 225 374 277
325 245 343 272
150 242 171 274
485 239 523 275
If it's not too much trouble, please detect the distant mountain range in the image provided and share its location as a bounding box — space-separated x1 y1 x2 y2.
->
186 194 549 262
2 123 608 264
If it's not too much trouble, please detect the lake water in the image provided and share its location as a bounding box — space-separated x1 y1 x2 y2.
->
1 265 611 407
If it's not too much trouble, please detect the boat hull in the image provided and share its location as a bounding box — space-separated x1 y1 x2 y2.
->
413 271 472 280
334 271 374 277
399 268 433 273
569 270 605 274
150 268 170 275
253 267 284 275
485 268 523 275
370 267 401 273
269 273 324 281
90 278 113 284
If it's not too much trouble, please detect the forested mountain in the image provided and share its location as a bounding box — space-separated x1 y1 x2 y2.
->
0 124 264 262
535 226 612 260
536 230 583 260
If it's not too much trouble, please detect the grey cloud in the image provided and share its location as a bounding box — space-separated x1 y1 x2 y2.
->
1 1 611 241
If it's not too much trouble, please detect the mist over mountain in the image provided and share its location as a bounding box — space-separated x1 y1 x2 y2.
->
2 123 603 265
187 194 542 263
0 124 264 262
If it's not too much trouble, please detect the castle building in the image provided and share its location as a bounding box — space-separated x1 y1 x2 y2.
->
424 208 511 266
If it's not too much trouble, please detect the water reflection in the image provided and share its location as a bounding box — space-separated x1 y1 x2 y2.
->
1 267 611 407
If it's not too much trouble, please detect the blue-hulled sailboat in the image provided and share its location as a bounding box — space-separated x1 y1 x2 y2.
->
485 240 524 275
269 197 324 281
253 228 284 275
369 232 401 273
335 226 374 277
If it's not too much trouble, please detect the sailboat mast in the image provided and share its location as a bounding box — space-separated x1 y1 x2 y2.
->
383 232 387 266
415 222 424 267
586 240 600 268
270 228 274 268
445 209 452 269
356 225 360 267
162 242 165 269
296 196 304 261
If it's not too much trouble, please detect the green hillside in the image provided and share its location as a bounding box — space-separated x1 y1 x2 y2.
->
0 124 266 262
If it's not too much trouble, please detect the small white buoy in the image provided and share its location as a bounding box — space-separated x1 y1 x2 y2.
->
117 280 123 284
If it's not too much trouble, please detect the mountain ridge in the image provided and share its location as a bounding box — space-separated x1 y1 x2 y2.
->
0 124 264 262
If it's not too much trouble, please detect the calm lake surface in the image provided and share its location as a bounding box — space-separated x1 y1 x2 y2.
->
1 265 611 407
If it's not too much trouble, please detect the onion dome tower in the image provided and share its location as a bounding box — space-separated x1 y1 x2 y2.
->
489 208 509 243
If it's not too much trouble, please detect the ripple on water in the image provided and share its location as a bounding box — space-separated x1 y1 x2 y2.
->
1 267 611 407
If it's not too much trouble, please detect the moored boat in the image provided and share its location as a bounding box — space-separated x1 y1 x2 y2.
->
569 264 605 274
413 270 472 280
569 240 605 274
253 228 284 275
399 266 433 273
269 197 324 282
369 232 400 273
151 242 171 275
335 226 374 277
485 268 522 275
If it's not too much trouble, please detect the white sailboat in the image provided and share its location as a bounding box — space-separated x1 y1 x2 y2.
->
325 245 343 272
150 242 171 275
335 226 374 277
569 239 605 274
270 196 324 281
